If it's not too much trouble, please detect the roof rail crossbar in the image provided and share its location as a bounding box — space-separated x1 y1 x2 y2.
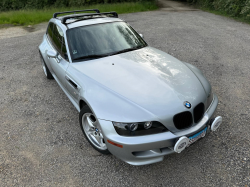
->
53 9 100 18
61 12 118 24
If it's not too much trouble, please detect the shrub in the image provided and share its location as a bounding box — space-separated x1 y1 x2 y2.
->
0 0 156 11
178 0 250 21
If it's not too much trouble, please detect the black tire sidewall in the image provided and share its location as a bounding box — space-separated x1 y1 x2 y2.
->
44 61 54 79
40 52 53 80
79 105 110 155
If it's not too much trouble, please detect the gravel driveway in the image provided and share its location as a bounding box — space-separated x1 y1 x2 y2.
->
0 10 250 186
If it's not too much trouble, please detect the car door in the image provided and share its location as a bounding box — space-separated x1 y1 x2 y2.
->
47 23 69 89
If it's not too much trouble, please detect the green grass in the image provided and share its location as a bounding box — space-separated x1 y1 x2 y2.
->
0 2 158 26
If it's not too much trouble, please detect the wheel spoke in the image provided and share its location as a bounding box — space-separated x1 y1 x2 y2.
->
89 134 100 145
86 116 95 128
95 134 102 144
87 129 95 136
95 133 106 148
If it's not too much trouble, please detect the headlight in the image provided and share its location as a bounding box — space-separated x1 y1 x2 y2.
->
206 89 214 110
113 121 169 136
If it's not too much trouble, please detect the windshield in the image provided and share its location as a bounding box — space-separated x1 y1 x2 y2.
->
67 21 147 62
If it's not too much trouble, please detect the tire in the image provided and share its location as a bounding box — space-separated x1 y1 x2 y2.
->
40 55 53 79
79 105 110 154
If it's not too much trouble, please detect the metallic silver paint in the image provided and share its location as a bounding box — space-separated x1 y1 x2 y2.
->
39 17 219 165
66 17 122 29
67 47 208 133
46 50 58 58
99 94 218 165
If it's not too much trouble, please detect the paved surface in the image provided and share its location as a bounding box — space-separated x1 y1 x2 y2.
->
1 9 250 187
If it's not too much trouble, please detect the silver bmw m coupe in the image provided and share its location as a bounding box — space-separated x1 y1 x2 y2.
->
39 9 222 165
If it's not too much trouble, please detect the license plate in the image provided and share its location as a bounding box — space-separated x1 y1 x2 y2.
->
187 127 208 146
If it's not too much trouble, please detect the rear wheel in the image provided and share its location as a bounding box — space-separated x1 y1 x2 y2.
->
79 105 110 154
40 55 53 79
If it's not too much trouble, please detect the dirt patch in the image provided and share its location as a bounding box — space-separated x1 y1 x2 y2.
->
157 0 199 11
23 25 36 32
0 22 47 39
0 27 28 39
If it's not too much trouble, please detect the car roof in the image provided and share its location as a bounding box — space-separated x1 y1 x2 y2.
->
67 17 123 29
55 14 123 29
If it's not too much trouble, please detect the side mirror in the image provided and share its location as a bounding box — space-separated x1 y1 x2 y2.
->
47 50 58 58
139 34 144 39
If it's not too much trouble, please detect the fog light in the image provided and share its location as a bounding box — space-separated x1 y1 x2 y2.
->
174 136 189 153
127 123 138 131
211 116 222 131
144 121 152 129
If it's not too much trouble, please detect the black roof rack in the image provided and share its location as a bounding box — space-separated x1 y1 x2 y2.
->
60 12 118 24
53 9 100 18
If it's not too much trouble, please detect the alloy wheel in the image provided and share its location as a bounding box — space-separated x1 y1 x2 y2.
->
82 113 107 150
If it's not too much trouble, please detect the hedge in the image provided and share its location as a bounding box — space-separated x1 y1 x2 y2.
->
186 0 250 21
0 0 155 11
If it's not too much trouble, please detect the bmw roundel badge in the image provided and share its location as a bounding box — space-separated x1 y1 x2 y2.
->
184 101 191 109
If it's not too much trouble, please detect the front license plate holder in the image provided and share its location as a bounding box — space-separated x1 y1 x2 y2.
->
187 127 208 147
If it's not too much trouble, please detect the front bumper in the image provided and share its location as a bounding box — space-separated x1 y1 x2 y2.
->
99 94 219 166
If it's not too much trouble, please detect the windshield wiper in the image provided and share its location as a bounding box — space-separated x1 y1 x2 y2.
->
110 46 144 56
73 54 107 61
73 46 144 61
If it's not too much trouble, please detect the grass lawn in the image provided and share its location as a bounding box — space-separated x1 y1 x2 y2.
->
0 2 158 26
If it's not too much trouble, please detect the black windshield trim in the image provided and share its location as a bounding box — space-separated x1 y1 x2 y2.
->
73 54 108 61
72 46 146 62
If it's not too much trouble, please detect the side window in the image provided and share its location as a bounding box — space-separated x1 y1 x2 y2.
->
47 23 68 61
52 24 63 55
47 22 54 41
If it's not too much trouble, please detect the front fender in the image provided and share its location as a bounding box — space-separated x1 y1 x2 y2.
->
68 66 156 123
80 80 157 123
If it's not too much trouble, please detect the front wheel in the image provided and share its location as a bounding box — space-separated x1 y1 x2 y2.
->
79 105 110 154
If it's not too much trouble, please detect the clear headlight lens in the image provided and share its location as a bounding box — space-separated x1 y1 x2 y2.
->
127 123 138 131
113 121 168 136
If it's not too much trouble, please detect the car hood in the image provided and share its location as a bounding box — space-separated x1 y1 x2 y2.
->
70 47 207 131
